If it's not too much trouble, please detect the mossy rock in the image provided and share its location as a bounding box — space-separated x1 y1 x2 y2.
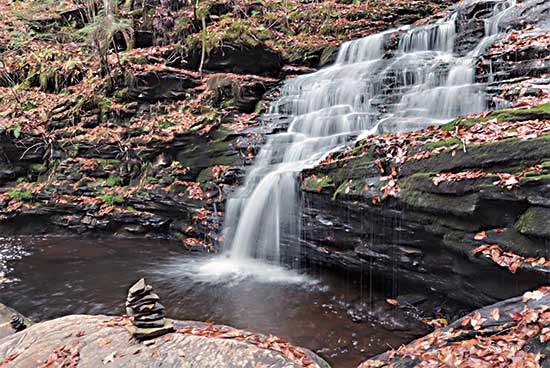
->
301 175 335 194
401 135 550 177
442 102 550 131
196 167 215 184
515 207 550 239
400 190 479 217
483 227 547 258
424 136 462 151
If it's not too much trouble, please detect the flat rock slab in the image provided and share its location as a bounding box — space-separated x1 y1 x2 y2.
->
0 315 330 368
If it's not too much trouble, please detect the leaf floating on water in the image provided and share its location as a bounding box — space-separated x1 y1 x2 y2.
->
386 298 399 306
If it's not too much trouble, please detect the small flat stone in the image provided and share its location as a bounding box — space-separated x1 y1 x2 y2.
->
126 319 174 340
136 302 165 313
128 279 147 296
127 286 153 302
134 319 166 329
134 313 165 322
125 293 160 308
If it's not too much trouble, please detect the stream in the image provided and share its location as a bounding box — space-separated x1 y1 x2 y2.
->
0 236 437 367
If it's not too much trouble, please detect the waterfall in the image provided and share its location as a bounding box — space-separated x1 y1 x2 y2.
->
212 0 516 278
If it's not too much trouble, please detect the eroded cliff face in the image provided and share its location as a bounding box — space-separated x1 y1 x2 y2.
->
0 0 454 248
296 0 550 306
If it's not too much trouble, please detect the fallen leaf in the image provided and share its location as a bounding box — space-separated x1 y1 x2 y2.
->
490 308 500 321
474 231 487 241
523 290 545 302
99 338 112 347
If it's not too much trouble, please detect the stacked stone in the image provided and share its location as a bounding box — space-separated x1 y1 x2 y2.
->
126 278 166 329
10 314 26 332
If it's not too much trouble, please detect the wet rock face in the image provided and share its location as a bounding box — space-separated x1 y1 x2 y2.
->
188 43 283 76
292 0 550 308
297 134 550 307
0 315 330 368
127 69 201 101
207 73 278 113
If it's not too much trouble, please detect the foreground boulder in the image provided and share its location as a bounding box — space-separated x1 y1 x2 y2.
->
359 286 550 367
0 314 329 368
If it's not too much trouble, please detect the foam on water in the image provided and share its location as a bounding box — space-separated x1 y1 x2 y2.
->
161 256 318 286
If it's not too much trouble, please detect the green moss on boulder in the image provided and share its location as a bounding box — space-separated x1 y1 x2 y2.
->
515 207 550 239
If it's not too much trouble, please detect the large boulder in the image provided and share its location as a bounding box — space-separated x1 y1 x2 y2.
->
0 315 330 367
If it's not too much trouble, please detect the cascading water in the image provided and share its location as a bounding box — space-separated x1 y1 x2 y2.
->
195 0 517 281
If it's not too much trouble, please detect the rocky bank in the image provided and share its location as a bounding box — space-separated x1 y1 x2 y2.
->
0 308 329 368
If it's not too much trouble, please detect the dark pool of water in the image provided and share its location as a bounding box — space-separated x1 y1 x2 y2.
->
0 237 423 367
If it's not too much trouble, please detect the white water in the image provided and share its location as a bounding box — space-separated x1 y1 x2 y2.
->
191 0 517 283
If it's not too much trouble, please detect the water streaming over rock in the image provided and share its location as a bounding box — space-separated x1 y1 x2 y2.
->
219 0 516 274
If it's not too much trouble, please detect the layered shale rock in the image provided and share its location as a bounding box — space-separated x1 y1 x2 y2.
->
298 104 550 307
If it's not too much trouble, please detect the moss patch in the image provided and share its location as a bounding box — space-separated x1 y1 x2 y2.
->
6 190 33 201
301 175 335 193
442 102 550 131
515 207 550 239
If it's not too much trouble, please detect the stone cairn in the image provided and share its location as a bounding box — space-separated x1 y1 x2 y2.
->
126 278 173 340
10 314 26 332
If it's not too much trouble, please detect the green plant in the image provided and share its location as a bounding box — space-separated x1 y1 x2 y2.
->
104 176 120 187
6 190 32 201
78 0 134 81
98 193 125 205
